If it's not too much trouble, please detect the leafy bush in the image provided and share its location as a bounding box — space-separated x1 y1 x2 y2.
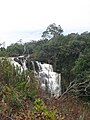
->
32 98 64 120
0 58 39 111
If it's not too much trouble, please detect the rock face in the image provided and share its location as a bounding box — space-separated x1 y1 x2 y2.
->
10 55 61 97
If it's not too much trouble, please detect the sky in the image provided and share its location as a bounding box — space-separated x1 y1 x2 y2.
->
0 0 90 47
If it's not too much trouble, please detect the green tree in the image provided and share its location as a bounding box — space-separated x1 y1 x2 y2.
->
0 47 7 57
7 43 24 56
72 48 90 100
42 23 63 39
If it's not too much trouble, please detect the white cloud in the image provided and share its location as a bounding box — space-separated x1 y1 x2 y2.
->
0 0 90 46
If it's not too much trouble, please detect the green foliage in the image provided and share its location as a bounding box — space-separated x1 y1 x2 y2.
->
7 43 24 56
72 48 90 100
1 28 90 118
0 47 8 57
0 58 39 111
0 24 90 101
42 23 63 39
33 98 61 120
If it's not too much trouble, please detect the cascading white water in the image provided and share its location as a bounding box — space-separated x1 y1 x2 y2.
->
36 61 61 97
9 56 27 72
9 56 61 97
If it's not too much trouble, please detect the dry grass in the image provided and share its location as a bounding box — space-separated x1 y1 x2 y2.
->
45 95 90 120
0 89 90 120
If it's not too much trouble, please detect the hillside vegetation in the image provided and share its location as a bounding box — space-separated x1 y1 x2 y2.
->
0 23 90 119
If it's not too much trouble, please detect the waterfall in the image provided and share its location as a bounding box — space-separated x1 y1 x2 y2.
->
9 56 61 97
36 61 61 96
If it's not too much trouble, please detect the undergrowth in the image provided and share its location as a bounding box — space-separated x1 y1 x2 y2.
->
0 58 90 120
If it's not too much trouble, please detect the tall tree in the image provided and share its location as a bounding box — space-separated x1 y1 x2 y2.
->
42 23 63 39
